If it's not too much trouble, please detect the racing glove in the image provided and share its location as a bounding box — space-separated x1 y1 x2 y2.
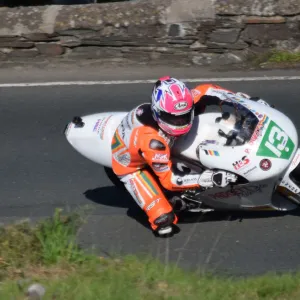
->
198 170 237 188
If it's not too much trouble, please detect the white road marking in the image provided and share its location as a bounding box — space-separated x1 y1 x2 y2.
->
0 76 300 87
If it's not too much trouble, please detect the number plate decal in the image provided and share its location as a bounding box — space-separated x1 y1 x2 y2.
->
256 120 295 160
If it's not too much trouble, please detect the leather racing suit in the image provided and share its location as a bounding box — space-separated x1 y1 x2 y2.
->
111 83 241 232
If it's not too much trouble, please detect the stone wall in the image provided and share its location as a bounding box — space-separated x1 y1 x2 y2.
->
0 0 299 66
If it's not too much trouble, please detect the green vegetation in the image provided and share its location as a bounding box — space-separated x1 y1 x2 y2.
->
250 50 300 68
267 51 300 63
1 208 300 299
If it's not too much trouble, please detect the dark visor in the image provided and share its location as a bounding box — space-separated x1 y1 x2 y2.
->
158 109 194 126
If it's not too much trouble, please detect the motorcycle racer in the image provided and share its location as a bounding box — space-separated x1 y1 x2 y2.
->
111 77 253 236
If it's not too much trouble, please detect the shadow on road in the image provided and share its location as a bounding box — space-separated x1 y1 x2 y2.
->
83 186 150 230
84 185 300 232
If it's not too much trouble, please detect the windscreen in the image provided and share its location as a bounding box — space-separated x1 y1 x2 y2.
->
211 98 260 146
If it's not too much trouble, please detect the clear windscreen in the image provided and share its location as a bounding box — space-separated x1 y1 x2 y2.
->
210 99 259 146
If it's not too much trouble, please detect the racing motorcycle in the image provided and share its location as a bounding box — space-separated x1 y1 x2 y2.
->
64 92 300 214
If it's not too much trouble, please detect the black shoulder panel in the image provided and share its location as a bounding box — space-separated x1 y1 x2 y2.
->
135 103 158 129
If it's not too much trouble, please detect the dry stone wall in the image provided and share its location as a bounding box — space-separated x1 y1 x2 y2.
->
0 0 299 66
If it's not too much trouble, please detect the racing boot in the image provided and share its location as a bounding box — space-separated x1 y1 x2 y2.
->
153 211 177 236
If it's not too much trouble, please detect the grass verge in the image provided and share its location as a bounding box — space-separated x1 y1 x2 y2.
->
249 50 300 69
267 51 300 63
1 208 300 300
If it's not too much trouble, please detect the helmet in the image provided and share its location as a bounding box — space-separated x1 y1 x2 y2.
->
151 76 194 137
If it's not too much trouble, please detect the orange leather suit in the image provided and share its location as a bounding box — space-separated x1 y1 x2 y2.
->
111 83 232 231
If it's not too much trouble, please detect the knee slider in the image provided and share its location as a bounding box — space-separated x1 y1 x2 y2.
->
154 211 175 227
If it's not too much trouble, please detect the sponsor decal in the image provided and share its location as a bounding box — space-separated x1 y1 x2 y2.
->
115 152 131 166
231 95 245 103
244 148 251 154
199 140 218 146
209 88 235 98
292 153 300 167
260 158 272 171
125 114 132 129
256 120 295 160
249 115 269 145
174 101 188 110
204 150 220 156
120 123 126 139
99 115 112 140
136 108 143 116
93 119 103 133
249 129 261 145
243 166 257 176
232 156 250 171
208 184 267 200
191 89 201 98
280 180 300 193
146 198 161 211
130 111 135 124
152 153 168 162
176 175 198 185
152 163 170 172
129 178 143 206
133 129 139 147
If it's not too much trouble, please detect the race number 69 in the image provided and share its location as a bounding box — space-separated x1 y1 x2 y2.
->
265 125 288 158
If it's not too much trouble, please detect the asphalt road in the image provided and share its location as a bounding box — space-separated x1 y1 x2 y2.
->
2 70 300 276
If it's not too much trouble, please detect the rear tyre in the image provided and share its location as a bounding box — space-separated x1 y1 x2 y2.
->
104 166 127 191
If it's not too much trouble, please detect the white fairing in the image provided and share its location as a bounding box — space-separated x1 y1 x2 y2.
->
174 97 298 182
277 148 300 194
65 112 127 167
64 93 300 211
171 95 299 209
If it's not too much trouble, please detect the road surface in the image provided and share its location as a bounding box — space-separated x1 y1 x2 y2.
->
2 67 300 276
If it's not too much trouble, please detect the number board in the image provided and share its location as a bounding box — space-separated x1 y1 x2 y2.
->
256 120 295 160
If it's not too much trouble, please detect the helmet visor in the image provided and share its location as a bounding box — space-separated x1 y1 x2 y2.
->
158 109 194 127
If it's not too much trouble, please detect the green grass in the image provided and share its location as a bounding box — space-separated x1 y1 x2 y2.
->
1 208 300 299
0 208 90 276
267 51 300 63
250 50 300 67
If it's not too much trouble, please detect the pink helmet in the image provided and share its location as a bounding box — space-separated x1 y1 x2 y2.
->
151 76 195 137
